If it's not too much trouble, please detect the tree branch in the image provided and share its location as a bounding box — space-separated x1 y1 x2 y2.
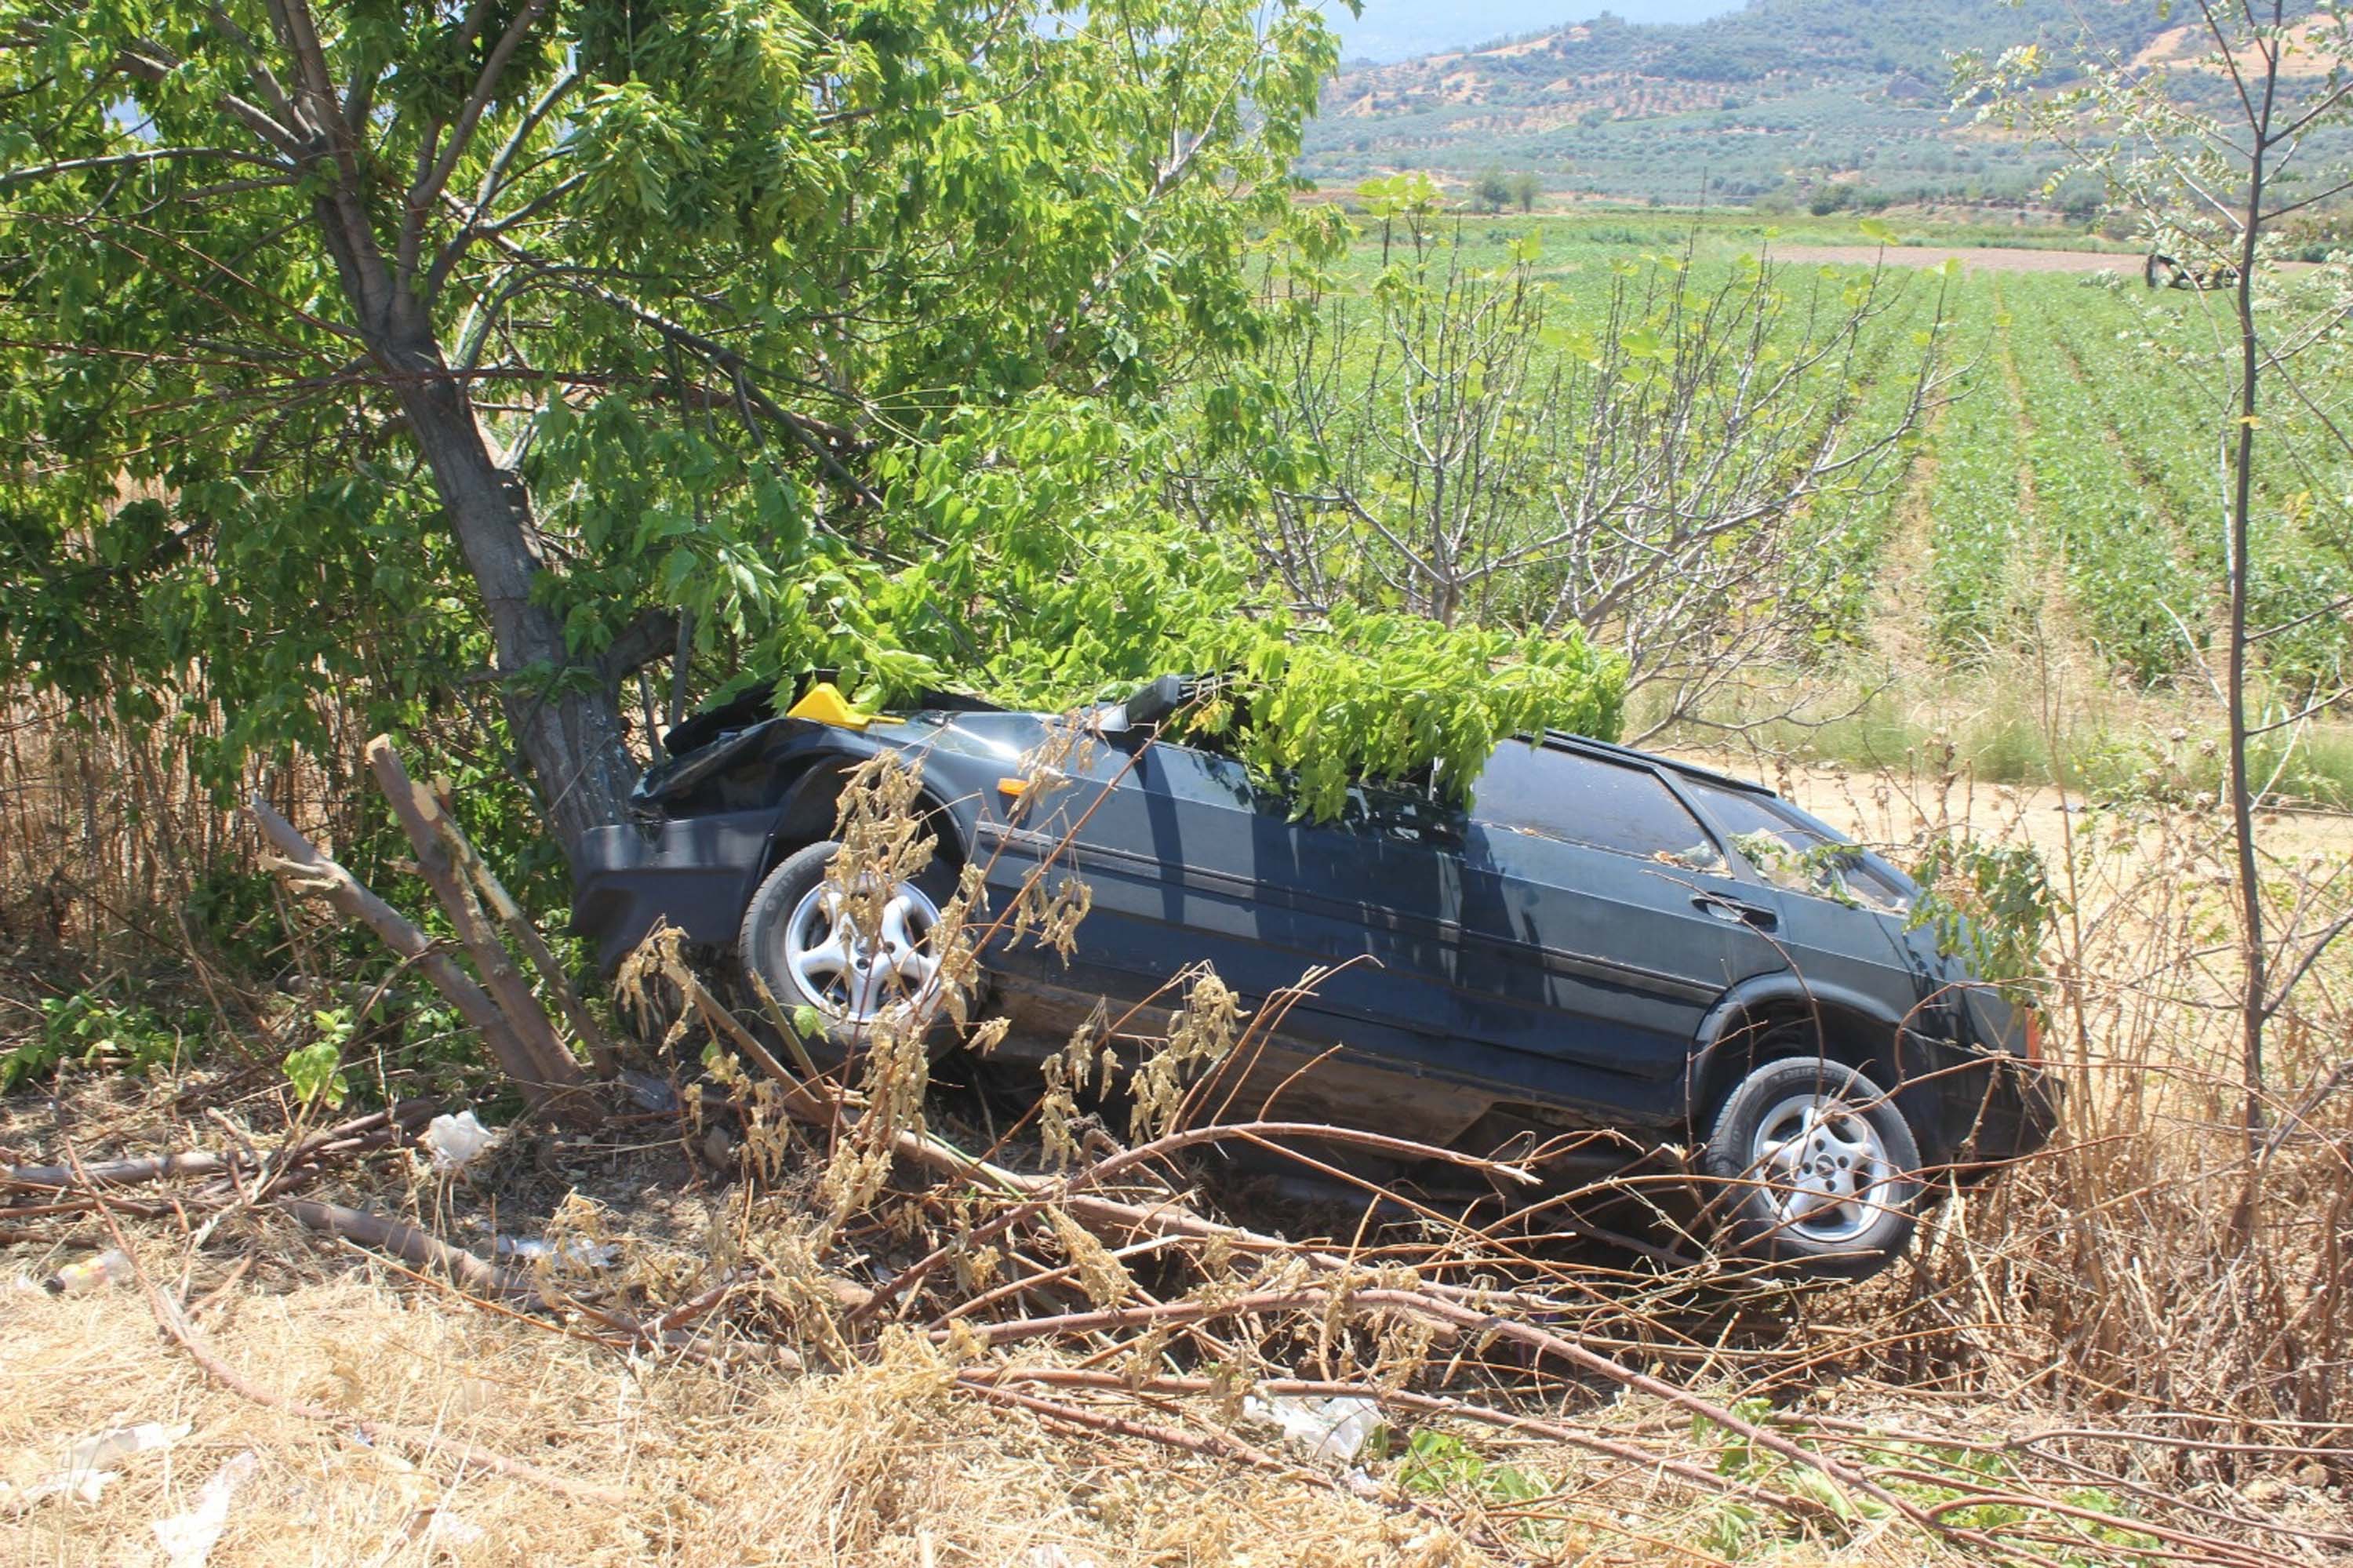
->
595 606 683 688
0 145 293 191
402 0 551 293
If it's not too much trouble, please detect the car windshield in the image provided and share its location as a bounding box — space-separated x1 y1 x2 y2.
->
1683 780 1915 915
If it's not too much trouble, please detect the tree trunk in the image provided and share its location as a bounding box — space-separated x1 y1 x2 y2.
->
2226 41 2277 1157
385 330 642 861
300 170 640 866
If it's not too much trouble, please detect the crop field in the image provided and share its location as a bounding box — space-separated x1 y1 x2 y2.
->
1339 209 2353 799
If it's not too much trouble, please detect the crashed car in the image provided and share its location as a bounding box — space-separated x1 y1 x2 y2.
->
575 676 2056 1279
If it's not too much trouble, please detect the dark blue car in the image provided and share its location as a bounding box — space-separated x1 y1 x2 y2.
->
576 678 2055 1279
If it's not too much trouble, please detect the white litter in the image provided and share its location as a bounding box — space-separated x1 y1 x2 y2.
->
1023 1548 1101 1568
421 1508 486 1547
1244 1394 1384 1464
21 1421 191 1504
151 1450 257 1567
493 1235 619 1268
421 1111 499 1173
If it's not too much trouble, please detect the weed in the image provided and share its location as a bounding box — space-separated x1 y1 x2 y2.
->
1 991 182 1090
1907 835 2060 1000
282 1009 354 1111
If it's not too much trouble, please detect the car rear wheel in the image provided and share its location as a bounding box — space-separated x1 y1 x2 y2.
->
1700 1057 1922 1281
739 840 965 1063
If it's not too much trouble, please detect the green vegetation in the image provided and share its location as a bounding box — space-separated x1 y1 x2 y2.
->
0 0 1629 855
2008 293 2200 682
2 0 2348 1118
1 992 185 1091
1691 1399 2159 1563
1924 319 2034 656
282 1013 356 1111
1908 838 2061 1003
1367 206 2353 805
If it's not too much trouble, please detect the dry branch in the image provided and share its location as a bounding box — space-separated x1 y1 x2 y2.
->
249 794 592 1122
5 1101 438 1199
365 735 587 1098
278 1197 534 1299
424 773 619 1075
4 1148 231 1191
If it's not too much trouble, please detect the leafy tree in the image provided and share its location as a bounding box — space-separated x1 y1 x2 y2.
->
1507 171 1543 213
1472 166 1512 213
0 0 1340 860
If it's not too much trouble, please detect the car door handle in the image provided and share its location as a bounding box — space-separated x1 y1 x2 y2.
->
1694 893 1777 932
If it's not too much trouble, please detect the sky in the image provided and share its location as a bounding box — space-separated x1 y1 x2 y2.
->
1320 0 1747 64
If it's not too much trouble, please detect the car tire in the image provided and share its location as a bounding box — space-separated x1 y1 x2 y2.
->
1700 1057 1922 1282
739 839 967 1066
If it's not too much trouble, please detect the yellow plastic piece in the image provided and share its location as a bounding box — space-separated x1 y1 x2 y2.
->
997 777 1029 797
784 682 873 730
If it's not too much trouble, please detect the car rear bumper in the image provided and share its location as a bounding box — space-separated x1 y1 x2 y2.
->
569 811 773 972
1929 1048 2061 1180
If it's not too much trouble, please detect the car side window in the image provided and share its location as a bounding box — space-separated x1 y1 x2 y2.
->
1470 743 1711 861
1142 738 1260 809
1684 780 1915 912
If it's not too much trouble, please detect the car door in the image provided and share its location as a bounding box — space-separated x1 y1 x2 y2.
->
1671 775 1947 1078
979 730 1471 1068
1454 742 1787 1120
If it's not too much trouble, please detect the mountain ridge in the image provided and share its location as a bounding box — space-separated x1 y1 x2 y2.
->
1300 0 2188 206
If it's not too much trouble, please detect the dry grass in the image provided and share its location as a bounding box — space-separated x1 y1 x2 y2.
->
2 1264 1478 1567
4 1120 2039 1568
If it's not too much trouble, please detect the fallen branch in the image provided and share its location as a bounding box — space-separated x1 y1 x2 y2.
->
250 795 594 1124
366 737 589 1103
6 1101 440 1197
278 1198 536 1300
5 1148 231 1191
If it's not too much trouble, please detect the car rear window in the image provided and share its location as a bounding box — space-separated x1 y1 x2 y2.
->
1683 780 1915 912
1472 744 1710 860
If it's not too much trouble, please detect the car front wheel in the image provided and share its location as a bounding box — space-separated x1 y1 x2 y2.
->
1700 1057 1922 1281
739 839 965 1062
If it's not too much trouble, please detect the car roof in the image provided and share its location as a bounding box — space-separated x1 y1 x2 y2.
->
1534 731 1777 796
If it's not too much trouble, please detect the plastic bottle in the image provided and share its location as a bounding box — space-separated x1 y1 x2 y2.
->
43 1248 133 1295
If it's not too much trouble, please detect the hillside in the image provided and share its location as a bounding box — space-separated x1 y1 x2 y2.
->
1302 0 2195 204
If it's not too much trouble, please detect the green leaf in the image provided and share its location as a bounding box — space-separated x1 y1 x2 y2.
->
282 1036 349 1111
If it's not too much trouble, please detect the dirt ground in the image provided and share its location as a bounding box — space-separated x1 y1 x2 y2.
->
1668 745 2353 864
3 1262 1486 1568
0 1094 1973 1568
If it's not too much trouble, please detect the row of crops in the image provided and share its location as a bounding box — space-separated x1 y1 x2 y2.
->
1898 271 2351 694
2042 283 2353 692
1923 289 2032 657
1319 220 2345 700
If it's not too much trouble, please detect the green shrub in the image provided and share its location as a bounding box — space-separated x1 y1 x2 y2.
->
2 991 184 1090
